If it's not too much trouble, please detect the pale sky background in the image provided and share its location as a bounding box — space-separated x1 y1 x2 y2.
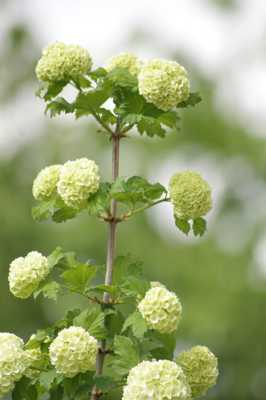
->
0 0 266 146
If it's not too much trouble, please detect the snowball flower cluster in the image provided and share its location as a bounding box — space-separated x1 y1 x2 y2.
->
122 360 191 400
49 326 98 377
8 251 49 299
36 42 92 82
138 285 182 334
138 59 190 111
176 346 218 398
169 171 212 220
57 158 100 209
32 165 62 201
106 52 142 76
0 333 28 398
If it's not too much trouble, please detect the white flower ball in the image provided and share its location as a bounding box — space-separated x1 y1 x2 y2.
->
122 360 191 400
138 59 190 111
8 251 50 299
32 165 62 201
106 52 142 76
36 42 92 82
57 158 100 209
138 286 182 334
49 326 98 377
0 333 28 398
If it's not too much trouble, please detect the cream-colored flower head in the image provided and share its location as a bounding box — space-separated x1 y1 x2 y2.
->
57 158 100 209
106 52 142 76
36 42 92 82
32 165 62 201
8 251 49 299
138 286 182 334
0 333 28 398
122 360 191 400
176 346 218 398
138 59 190 111
49 326 98 377
169 171 212 220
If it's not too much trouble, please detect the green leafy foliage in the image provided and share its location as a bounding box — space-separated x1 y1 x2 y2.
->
73 306 106 339
174 216 191 235
45 97 74 118
12 377 37 400
109 335 140 377
178 92 202 108
36 81 67 101
75 81 112 117
34 281 61 301
193 217 207 236
174 215 208 237
122 310 147 339
93 375 115 391
111 176 166 206
62 263 97 293
87 182 111 217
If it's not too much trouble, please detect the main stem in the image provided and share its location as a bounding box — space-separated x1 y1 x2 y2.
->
91 130 120 400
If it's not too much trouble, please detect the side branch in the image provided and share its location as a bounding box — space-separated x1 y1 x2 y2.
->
121 197 170 221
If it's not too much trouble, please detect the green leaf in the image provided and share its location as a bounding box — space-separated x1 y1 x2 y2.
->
12 378 37 400
158 111 180 128
177 92 202 108
174 216 191 235
137 116 166 138
48 247 64 269
87 182 111 217
89 67 108 80
62 264 97 293
110 176 166 205
73 307 107 339
122 310 147 339
45 97 74 117
146 331 177 360
32 199 55 222
72 75 92 89
87 284 121 298
39 370 58 390
75 82 112 115
52 206 77 223
98 108 116 125
36 81 67 101
111 336 140 376
93 375 115 391
112 255 142 284
107 67 138 89
35 281 61 301
192 217 207 237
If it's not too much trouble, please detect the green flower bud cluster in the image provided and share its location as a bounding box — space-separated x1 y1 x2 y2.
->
0 333 29 398
33 158 100 209
23 348 43 380
176 346 218 398
169 171 212 220
106 52 142 76
32 165 62 201
8 251 49 299
49 326 98 378
138 59 190 111
36 42 92 82
138 285 182 334
122 360 191 400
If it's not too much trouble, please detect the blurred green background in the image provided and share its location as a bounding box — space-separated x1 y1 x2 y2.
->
1 1 266 399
